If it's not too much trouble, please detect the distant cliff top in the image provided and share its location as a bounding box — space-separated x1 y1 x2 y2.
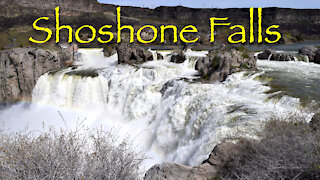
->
0 0 319 48
1 0 101 12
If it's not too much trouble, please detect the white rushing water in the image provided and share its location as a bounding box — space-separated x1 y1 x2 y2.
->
0 48 318 171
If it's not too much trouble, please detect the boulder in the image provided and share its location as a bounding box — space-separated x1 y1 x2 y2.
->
0 48 70 104
116 44 153 64
298 46 318 62
314 50 320 64
257 49 276 60
144 142 243 180
103 45 117 57
195 48 256 82
170 51 186 63
157 53 164 60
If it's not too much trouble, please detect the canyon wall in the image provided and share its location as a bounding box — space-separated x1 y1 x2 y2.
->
0 48 71 104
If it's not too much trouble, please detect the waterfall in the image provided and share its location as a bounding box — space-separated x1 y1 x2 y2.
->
28 48 311 168
303 55 310 63
32 70 109 108
267 53 273 61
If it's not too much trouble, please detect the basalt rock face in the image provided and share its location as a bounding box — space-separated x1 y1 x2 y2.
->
2 1 320 43
122 6 320 42
116 44 153 64
196 48 256 82
144 142 243 180
3 0 100 14
0 48 71 104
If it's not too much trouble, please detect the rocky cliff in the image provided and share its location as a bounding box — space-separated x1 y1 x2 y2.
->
0 0 320 49
119 6 320 43
0 0 100 14
0 48 71 104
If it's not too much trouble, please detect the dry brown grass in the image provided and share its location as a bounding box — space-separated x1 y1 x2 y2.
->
218 114 320 180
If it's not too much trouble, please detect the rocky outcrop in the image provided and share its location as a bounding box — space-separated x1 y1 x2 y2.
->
116 44 153 64
195 48 256 82
170 51 186 63
0 48 71 104
257 49 295 61
103 45 117 57
298 46 318 62
144 142 242 180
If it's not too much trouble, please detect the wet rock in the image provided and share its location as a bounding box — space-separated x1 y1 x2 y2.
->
144 142 242 180
257 49 276 60
314 50 320 64
257 50 295 61
310 113 320 131
103 45 117 57
298 46 318 62
275 53 295 61
0 48 70 104
157 53 164 60
116 44 153 64
170 51 186 63
195 48 256 82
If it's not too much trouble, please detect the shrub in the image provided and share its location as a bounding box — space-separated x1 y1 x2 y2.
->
0 127 146 179
218 114 320 180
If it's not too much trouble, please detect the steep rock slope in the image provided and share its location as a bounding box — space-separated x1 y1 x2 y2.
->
0 48 71 103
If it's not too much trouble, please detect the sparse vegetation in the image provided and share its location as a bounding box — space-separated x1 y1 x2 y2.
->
0 127 146 179
218 114 320 180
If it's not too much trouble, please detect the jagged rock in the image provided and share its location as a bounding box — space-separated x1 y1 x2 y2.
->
116 44 153 64
157 53 164 60
58 50 74 67
257 50 295 61
170 51 186 63
0 48 70 104
275 53 295 61
257 49 276 60
314 50 320 64
298 46 318 62
195 48 256 82
310 113 320 131
144 142 242 180
103 45 117 57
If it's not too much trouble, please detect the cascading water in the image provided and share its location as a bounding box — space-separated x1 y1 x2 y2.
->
1 48 318 170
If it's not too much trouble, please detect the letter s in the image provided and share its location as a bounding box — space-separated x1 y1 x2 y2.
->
29 17 52 44
265 25 281 44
